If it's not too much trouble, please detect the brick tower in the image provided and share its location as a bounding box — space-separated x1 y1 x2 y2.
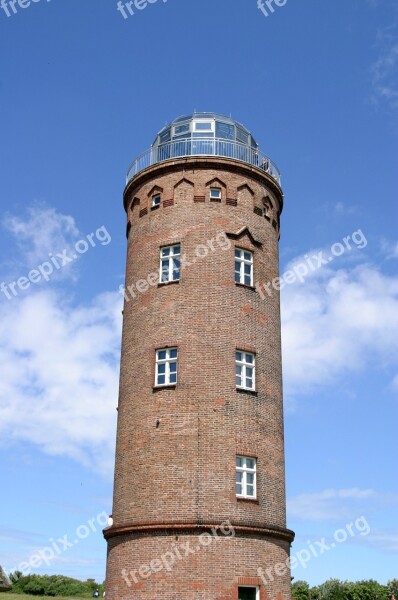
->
104 113 295 600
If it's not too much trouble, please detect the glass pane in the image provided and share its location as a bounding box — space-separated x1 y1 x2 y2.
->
158 364 166 374
236 472 242 482
175 124 190 135
174 114 191 123
173 258 180 268
161 247 170 257
169 372 177 383
235 272 241 284
246 367 253 378
247 473 254 484
158 350 167 360
159 129 171 143
235 249 242 258
237 128 249 143
245 354 253 364
170 349 178 358
195 121 212 130
236 352 242 362
246 378 253 389
236 457 243 468
244 274 252 286
244 252 252 261
169 362 177 373
246 458 255 469
216 121 235 140
236 483 242 495
244 264 251 275
172 245 180 255
246 485 254 496
174 132 192 141
157 374 165 385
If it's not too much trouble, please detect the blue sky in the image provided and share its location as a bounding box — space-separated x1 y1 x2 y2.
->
0 0 397 588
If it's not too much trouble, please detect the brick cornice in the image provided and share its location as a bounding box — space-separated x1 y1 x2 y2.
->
123 156 283 213
103 520 295 543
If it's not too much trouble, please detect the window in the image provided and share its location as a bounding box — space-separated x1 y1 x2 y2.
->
159 128 171 144
236 128 249 144
160 245 180 283
210 188 222 200
238 586 260 600
152 194 161 208
216 121 235 140
174 123 190 135
236 456 257 499
155 348 178 386
235 248 253 286
194 121 213 132
236 351 255 390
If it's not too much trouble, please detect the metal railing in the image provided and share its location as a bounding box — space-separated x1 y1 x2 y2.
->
126 138 281 186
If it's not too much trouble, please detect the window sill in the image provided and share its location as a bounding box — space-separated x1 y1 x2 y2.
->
236 496 259 504
236 387 258 396
158 280 180 288
235 282 256 291
151 204 160 211
153 384 177 392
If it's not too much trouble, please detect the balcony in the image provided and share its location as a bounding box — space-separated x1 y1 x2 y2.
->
126 137 281 186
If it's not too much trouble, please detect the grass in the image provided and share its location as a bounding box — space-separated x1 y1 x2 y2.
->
1 595 90 600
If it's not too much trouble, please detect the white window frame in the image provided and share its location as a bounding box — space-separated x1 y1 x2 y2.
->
152 194 161 208
160 244 181 283
173 122 191 136
236 456 257 499
238 585 260 600
155 348 178 387
236 351 255 391
210 187 222 200
193 120 215 133
235 248 253 286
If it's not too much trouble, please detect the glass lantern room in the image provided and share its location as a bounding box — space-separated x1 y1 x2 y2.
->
126 112 281 185
153 113 258 148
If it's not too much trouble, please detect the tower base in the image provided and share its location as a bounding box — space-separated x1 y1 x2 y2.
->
105 524 294 600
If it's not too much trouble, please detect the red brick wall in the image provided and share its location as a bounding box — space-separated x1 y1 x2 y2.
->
105 157 294 599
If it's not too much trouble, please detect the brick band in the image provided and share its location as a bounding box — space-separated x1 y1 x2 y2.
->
104 521 295 543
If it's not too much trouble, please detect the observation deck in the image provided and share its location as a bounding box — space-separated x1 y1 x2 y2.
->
126 112 281 186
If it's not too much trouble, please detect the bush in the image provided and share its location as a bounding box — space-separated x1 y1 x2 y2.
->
7 573 103 597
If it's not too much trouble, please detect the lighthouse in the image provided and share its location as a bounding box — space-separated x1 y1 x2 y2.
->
104 113 294 600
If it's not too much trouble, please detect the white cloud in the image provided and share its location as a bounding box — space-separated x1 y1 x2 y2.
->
0 289 122 477
2 204 81 276
366 528 398 552
380 237 398 259
334 202 360 217
281 262 398 400
287 488 397 521
370 25 398 112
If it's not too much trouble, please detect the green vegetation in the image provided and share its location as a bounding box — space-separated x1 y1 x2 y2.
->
1 595 88 600
7 573 104 597
292 579 398 600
